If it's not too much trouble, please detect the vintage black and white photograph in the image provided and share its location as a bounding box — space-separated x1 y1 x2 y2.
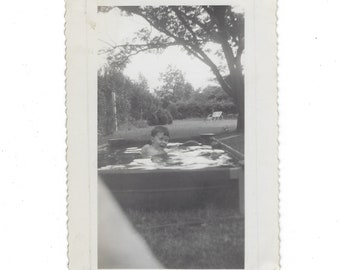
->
97 5 245 269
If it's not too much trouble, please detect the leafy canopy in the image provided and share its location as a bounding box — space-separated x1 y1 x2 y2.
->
100 6 244 96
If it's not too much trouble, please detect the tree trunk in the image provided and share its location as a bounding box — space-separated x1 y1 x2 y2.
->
211 71 244 131
235 75 244 131
227 72 244 132
104 90 113 135
210 7 244 131
235 86 244 131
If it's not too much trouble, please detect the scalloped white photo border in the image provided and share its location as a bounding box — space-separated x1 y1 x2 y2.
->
66 0 278 269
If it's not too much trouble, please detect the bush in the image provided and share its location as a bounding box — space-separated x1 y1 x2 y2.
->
147 113 159 126
176 111 185 119
146 109 173 126
165 110 173 124
156 109 169 125
166 103 179 119
177 102 188 119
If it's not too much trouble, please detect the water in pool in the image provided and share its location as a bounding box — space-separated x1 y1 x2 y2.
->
99 142 236 171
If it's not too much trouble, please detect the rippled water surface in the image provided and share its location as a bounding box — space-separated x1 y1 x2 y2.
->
99 142 236 171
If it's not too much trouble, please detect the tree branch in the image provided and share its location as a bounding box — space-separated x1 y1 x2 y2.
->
206 6 238 74
122 9 209 64
117 6 234 94
185 14 220 43
171 7 199 43
100 40 180 51
235 37 244 70
115 47 153 65
181 44 206 62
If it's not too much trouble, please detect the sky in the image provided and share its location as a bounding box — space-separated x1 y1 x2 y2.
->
97 8 224 91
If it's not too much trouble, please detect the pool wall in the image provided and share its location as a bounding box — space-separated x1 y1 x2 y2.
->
99 135 244 213
100 167 243 212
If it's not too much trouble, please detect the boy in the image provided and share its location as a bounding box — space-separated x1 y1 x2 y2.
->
141 126 170 158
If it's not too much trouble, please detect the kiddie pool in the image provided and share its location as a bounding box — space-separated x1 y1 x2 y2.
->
98 137 244 212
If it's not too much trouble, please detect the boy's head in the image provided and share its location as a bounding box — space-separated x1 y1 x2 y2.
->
150 126 170 148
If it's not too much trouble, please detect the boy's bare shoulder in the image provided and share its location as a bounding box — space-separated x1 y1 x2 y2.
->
141 144 151 150
141 144 153 157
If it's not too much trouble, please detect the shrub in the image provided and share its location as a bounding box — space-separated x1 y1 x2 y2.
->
165 110 173 124
146 109 174 126
147 113 159 126
176 111 185 119
177 102 188 119
156 109 169 125
166 103 179 119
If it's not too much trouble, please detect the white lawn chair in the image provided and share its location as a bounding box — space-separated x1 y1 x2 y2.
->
210 111 223 120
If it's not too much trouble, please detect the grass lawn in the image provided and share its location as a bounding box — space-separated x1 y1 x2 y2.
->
217 133 245 154
99 118 238 144
100 118 245 267
126 206 244 269
99 118 244 156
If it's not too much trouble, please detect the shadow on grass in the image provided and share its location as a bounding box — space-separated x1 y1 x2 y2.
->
125 206 244 269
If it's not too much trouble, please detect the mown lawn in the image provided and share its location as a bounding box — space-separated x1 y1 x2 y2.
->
217 133 245 154
99 118 238 145
100 118 245 268
126 206 244 269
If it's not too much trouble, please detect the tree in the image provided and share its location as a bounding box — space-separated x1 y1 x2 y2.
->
173 85 236 119
99 6 244 130
156 65 194 107
98 68 131 134
129 74 157 120
98 67 160 134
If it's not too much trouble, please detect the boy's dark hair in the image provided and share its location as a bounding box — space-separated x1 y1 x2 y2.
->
151 126 170 137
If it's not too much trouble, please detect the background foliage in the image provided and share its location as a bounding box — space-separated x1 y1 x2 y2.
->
98 66 236 135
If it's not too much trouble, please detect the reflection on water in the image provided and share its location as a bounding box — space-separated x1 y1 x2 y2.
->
99 142 236 171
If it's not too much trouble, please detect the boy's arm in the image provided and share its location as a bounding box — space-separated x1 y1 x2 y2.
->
141 144 151 157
